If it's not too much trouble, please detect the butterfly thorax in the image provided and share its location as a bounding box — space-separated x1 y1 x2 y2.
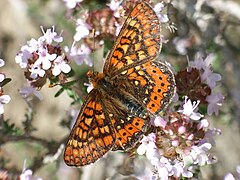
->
87 70 148 118
87 70 105 88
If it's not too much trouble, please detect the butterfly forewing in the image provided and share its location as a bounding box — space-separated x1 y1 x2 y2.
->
103 2 161 76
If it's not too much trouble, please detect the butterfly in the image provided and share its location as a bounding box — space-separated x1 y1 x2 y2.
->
64 1 176 166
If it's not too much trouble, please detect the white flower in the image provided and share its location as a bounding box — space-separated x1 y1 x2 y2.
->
0 73 5 82
84 82 93 93
29 64 45 79
173 37 189 55
74 19 90 41
0 95 11 114
153 116 167 128
115 21 122 36
197 119 209 129
108 0 122 11
35 49 57 70
40 26 63 44
137 133 157 163
20 169 42 180
63 0 83 9
0 59 5 67
172 162 184 177
183 143 212 168
189 54 208 70
182 170 193 178
189 54 221 89
155 157 184 179
178 96 203 120
27 38 39 52
20 169 33 180
52 56 71 76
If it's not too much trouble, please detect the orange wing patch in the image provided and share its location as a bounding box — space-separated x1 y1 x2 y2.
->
64 91 116 166
114 61 176 114
103 2 161 76
112 116 149 151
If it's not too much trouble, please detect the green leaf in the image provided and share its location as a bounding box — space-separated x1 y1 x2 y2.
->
0 120 21 136
0 78 12 87
54 87 65 97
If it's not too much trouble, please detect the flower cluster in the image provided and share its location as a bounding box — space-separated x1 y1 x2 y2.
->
15 26 71 89
134 52 224 179
176 53 224 115
0 59 11 115
136 97 219 179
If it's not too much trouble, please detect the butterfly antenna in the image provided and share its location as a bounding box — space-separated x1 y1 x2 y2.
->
92 28 96 73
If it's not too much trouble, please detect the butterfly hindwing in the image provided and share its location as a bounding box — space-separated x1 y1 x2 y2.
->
112 60 176 114
64 90 116 166
99 95 150 151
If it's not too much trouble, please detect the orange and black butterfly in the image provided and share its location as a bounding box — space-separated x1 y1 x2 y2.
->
64 1 176 166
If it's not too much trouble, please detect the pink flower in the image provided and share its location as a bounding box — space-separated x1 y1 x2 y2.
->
154 3 169 23
206 92 224 115
19 86 43 100
15 45 34 68
67 43 92 66
189 54 222 89
201 67 221 88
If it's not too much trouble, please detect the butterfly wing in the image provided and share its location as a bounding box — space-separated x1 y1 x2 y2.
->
103 2 161 76
99 95 150 151
64 90 116 166
112 60 176 114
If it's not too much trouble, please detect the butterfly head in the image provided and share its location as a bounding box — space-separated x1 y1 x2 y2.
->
87 70 105 88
